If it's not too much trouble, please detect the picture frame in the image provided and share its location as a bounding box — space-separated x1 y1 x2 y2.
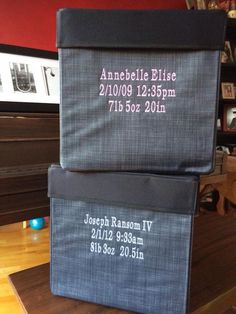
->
0 44 59 112
221 41 234 63
195 0 207 9
223 104 236 132
221 82 235 99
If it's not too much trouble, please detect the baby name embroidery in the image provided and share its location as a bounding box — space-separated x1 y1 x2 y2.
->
99 67 177 114
84 213 153 261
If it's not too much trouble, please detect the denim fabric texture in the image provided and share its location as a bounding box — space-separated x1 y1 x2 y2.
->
51 198 194 314
50 168 198 314
59 49 220 174
53 9 226 313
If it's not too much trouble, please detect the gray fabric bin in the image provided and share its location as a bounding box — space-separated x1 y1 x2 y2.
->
49 164 199 314
57 9 226 174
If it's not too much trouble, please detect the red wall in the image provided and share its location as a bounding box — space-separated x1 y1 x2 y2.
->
0 1 186 52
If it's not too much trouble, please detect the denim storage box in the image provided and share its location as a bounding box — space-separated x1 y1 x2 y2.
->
49 165 199 314
57 9 226 174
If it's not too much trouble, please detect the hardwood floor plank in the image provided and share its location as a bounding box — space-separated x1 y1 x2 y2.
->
0 222 49 313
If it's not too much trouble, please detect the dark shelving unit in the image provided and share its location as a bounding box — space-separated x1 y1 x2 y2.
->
217 18 236 147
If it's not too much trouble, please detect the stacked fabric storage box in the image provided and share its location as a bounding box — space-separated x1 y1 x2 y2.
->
48 9 227 314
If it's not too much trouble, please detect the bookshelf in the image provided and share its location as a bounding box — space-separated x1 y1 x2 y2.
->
217 18 236 147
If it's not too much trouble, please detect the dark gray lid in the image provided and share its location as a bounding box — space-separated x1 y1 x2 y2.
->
57 9 227 50
48 165 199 215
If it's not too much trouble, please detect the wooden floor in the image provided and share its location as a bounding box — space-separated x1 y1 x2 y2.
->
0 222 49 314
0 214 236 314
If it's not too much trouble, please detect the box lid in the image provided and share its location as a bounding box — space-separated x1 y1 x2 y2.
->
48 165 199 215
57 9 227 50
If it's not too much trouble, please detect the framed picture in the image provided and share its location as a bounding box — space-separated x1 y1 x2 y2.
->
221 41 234 63
195 0 207 9
223 104 236 132
221 82 235 99
0 44 59 112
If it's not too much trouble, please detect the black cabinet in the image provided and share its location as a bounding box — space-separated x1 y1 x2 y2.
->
0 112 59 225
